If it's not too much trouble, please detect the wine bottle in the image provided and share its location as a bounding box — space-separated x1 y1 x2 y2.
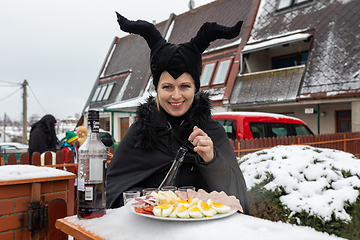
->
77 110 107 219
158 146 188 189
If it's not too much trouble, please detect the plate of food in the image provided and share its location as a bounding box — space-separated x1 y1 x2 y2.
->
126 189 240 221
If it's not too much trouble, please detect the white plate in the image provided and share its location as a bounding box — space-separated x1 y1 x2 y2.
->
126 198 238 221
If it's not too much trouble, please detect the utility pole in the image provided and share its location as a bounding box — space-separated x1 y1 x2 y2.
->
3 113 6 142
22 80 28 144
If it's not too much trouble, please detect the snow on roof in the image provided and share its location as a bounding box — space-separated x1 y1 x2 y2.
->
241 145 360 221
243 32 311 53
104 75 155 111
0 165 74 181
212 111 300 121
105 95 148 110
204 38 242 53
164 19 175 42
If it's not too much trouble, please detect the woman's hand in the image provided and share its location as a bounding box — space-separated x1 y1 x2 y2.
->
188 126 214 162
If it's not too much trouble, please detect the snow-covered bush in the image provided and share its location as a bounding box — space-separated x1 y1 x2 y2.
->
240 145 360 239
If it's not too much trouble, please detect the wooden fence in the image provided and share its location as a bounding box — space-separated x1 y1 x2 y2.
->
1 132 360 166
0 148 114 169
231 132 360 158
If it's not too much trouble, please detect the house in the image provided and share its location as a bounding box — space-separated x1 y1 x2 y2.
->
228 0 360 134
82 0 259 142
82 0 360 142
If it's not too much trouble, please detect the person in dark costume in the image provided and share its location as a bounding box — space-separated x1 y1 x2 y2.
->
28 114 58 164
106 13 250 215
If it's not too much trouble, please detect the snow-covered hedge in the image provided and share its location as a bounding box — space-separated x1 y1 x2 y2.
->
240 145 360 239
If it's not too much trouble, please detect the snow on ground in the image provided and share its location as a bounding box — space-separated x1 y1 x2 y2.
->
240 145 360 221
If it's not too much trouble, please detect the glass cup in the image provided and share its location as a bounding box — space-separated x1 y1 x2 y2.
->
142 188 158 196
178 186 196 192
160 186 177 192
123 190 140 205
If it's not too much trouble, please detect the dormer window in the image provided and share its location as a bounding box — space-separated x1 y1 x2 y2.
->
200 57 233 88
277 0 312 11
200 63 216 87
102 83 114 101
91 83 115 102
212 59 232 85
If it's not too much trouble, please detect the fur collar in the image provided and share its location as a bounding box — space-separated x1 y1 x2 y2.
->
135 91 212 150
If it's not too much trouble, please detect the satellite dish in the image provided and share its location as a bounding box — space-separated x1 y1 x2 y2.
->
189 0 195 10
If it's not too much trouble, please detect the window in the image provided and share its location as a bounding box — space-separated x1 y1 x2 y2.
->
336 110 351 133
102 83 114 101
277 0 312 10
200 63 215 87
249 123 266 139
278 0 292 9
216 119 236 141
92 83 115 102
200 58 233 88
267 123 291 137
272 52 308 69
294 124 313 136
212 59 231 85
96 85 107 101
91 87 101 102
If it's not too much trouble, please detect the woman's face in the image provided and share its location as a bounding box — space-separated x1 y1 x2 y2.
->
157 71 196 117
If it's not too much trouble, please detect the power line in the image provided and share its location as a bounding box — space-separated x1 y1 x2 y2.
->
0 87 22 102
0 80 20 85
27 83 47 115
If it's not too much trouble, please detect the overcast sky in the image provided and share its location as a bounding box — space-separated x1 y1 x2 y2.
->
0 0 215 122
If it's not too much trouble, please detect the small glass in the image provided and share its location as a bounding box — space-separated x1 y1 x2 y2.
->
160 186 177 192
123 190 140 205
178 186 196 192
142 188 158 196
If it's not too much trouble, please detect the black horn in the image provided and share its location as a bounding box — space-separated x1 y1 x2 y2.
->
115 12 164 49
190 21 243 53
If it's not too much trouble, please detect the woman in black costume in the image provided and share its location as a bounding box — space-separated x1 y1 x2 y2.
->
106 13 250 215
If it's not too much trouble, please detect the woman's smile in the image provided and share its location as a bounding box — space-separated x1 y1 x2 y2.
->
169 101 184 108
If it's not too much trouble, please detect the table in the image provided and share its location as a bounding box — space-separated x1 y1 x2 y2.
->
56 206 343 240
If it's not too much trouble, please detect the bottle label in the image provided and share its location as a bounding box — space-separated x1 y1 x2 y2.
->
78 179 85 191
88 119 100 133
78 183 105 208
90 157 104 181
85 186 93 201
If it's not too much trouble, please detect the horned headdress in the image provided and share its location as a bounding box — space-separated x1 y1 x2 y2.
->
115 12 243 93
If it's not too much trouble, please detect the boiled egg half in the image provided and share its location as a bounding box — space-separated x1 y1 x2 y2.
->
188 205 203 218
207 200 231 214
153 204 173 217
197 200 214 217
175 203 190 218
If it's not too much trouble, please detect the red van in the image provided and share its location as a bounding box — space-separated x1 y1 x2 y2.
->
211 112 313 141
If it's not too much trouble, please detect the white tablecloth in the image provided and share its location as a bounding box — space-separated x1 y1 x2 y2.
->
65 206 342 240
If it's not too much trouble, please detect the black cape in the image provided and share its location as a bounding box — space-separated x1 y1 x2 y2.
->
106 92 250 214
28 114 58 163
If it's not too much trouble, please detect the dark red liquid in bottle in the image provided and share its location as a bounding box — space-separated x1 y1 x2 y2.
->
77 182 106 219
77 207 106 219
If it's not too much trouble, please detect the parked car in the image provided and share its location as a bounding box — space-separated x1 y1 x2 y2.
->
57 129 116 150
0 142 29 163
211 112 313 141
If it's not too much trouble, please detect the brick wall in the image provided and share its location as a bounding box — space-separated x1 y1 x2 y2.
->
0 176 75 240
